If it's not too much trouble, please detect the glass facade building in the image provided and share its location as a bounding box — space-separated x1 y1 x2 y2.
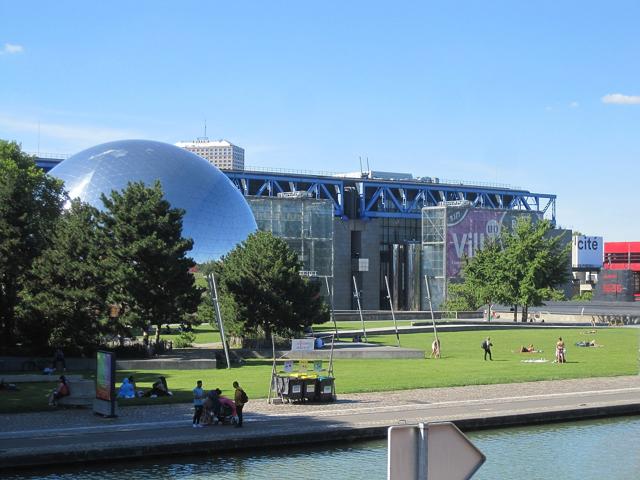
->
422 204 542 309
49 139 257 263
247 195 334 278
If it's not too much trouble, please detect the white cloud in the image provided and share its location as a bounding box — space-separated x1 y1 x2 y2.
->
0 43 24 55
601 93 640 105
0 114 141 151
569 101 579 108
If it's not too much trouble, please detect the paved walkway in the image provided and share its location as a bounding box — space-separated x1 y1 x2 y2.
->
1 375 639 469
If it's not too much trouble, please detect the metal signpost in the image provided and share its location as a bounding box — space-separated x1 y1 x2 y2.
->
207 272 231 370
324 276 339 337
352 275 367 342
388 422 485 480
384 275 401 346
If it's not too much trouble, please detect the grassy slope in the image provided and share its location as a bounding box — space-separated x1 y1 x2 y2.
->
1 327 637 414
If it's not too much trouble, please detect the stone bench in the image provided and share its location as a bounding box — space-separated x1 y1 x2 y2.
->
57 380 95 407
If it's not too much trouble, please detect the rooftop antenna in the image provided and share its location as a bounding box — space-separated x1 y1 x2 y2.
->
359 156 363 175
366 157 370 174
204 119 207 139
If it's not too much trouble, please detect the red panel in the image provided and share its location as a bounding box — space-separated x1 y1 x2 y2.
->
605 242 640 254
604 263 640 271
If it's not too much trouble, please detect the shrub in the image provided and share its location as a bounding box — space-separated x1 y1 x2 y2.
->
174 331 196 348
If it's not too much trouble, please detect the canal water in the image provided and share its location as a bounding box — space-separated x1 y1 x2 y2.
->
7 416 640 480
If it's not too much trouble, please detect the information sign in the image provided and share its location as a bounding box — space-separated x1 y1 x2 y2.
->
291 338 315 352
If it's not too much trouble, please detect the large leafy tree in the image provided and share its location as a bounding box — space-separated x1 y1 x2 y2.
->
216 231 329 340
0 141 64 352
446 218 569 318
445 239 508 311
503 218 570 320
101 181 203 342
22 200 112 352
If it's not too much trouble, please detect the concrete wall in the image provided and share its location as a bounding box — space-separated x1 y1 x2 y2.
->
333 218 381 310
360 219 382 310
0 357 96 372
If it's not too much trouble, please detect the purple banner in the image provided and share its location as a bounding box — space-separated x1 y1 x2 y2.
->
446 208 539 277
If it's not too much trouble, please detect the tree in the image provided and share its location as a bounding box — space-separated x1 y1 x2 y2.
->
503 218 570 320
22 200 112 353
216 231 329 340
101 181 203 342
445 217 570 318
0 141 64 352
445 239 507 311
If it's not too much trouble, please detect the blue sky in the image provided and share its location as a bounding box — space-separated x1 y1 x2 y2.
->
1 1 638 240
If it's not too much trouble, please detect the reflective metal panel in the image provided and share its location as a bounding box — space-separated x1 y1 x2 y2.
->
405 242 421 311
49 140 257 263
247 196 334 278
391 244 405 311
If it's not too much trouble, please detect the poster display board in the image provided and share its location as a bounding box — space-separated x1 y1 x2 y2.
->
291 338 315 352
283 360 294 373
94 350 117 417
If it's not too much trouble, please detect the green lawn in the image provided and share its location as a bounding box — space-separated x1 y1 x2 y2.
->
1 327 637 414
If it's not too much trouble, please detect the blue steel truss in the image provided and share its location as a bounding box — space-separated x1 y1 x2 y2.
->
225 170 556 223
36 158 556 222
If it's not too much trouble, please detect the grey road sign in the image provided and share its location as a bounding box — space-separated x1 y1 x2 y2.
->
388 422 485 480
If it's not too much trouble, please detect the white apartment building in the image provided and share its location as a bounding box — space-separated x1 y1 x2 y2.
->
175 138 244 170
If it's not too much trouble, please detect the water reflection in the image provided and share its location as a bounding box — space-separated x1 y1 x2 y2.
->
6 416 640 480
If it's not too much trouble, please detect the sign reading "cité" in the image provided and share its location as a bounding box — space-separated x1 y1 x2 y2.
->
572 235 603 269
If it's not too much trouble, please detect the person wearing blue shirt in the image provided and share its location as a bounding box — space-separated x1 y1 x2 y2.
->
117 377 135 399
193 380 205 427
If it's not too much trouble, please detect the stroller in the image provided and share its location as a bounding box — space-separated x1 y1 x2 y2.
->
204 389 238 426
214 396 238 425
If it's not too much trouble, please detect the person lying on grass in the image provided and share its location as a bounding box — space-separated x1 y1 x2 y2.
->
517 344 542 353
575 339 602 347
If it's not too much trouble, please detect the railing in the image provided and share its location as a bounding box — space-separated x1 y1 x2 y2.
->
241 165 342 178
242 165 520 190
27 151 71 160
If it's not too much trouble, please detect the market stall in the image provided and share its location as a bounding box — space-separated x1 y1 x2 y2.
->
268 336 336 404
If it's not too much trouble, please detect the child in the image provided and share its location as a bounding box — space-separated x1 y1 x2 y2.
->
193 380 204 427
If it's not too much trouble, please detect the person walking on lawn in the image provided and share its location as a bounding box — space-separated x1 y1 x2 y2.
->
482 337 493 361
233 381 248 428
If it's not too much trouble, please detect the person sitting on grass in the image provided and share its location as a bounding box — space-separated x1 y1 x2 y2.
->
144 376 172 397
48 375 70 406
430 338 441 358
127 376 138 395
520 344 536 353
117 377 135 399
0 379 18 391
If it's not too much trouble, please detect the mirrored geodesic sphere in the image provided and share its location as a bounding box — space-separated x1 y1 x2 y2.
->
49 139 257 263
